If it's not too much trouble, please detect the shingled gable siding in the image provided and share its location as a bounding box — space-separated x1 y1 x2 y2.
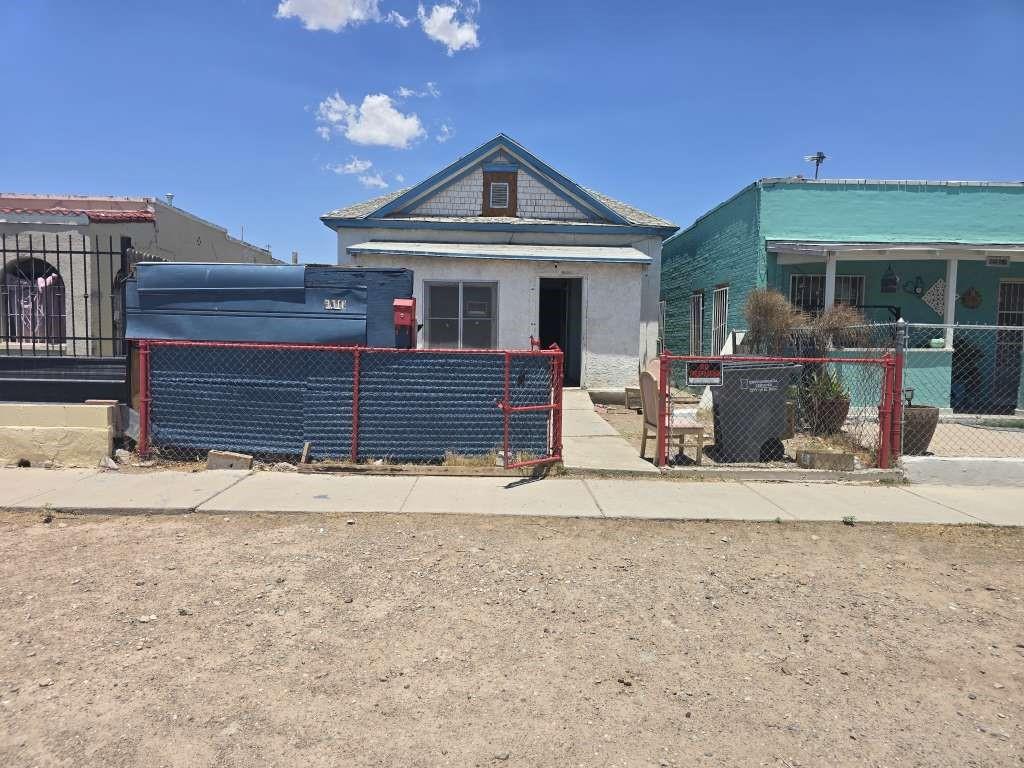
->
516 171 591 221
410 169 484 217
660 184 764 356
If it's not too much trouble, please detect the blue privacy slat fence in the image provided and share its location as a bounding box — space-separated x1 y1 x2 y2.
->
139 340 561 464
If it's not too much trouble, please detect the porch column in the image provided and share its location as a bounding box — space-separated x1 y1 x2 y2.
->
823 251 837 309
944 255 958 348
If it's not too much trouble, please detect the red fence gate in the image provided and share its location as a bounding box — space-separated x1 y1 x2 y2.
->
656 352 902 469
497 343 564 469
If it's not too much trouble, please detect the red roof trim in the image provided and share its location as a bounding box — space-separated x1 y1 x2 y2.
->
0 207 155 223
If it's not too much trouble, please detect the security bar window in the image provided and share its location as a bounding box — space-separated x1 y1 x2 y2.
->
689 292 704 355
790 274 865 315
711 286 728 355
489 182 510 209
426 282 498 348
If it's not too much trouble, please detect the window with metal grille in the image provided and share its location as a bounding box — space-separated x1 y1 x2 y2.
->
1 258 67 344
712 286 728 355
689 292 704 355
425 281 498 348
790 274 865 314
489 182 509 209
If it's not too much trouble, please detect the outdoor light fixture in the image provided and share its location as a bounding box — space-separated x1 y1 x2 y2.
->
881 264 900 293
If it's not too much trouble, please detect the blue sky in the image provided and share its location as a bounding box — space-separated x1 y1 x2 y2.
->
2 0 1022 261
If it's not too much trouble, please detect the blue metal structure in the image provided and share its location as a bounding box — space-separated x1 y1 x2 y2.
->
125 263 413 346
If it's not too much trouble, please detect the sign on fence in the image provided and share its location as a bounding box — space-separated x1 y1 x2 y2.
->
686 360 723 386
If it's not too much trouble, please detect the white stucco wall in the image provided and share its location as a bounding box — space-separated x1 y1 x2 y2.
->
92 203 274 263
335 224 662 389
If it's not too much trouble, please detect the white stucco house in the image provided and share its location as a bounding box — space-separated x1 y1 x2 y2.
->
321 134 678 394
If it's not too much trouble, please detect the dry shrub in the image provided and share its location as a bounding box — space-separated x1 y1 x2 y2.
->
744 289 808 354
812 304 871 348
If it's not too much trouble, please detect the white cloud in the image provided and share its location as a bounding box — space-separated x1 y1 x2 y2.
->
385 9 410 26
436 122 455 143
395 173 406 183
395 81 441 99
417 2 479 55
276 0 384 31
326 156 374 174
359 172 389 189
315 92 425 148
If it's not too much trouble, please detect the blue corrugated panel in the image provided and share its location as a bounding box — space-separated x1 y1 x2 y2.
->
147 346 551 462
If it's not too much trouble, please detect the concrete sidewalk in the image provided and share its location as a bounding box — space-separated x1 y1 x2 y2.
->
1 467 1021 526
560 389 657 474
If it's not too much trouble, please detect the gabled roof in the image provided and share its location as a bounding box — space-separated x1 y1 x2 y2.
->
321 134 676 234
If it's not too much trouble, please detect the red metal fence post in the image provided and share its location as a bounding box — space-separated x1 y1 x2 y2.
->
137 340 150 459
351 348 361 463
553 345 564 461
502 351 511 468
656 352 669 467
877 355 894 469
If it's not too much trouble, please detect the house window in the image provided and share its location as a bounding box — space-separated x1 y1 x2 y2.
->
489 182 509 209
711 286 728 355
1 258 66 344
789 274 865 314
482 171 517 216
689 292 704 355
426 282 497 348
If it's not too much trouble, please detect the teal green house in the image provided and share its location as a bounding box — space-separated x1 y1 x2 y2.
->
661 178 1024 413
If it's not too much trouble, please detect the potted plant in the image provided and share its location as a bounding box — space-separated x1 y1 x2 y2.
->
901 388 940 455
801 370 851 436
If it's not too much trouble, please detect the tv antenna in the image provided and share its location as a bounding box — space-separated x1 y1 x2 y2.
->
803 151 827 179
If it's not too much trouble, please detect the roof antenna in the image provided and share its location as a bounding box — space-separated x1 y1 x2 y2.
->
803 152 827 179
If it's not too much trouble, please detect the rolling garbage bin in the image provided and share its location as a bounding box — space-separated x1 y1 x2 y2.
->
710 362 803 462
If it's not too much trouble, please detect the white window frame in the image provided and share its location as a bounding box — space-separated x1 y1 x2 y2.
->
424 281 498 349
489 182 510 209
712 286 728 355
689 292 704 355
789 274 865 314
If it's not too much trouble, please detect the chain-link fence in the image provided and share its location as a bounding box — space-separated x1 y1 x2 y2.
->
656 352 896 469
138 340 563 467
901 323 1024 458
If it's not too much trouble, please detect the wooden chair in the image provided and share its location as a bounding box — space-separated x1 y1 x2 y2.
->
638 371 705 465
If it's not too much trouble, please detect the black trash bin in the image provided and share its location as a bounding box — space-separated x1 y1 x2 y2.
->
710 362 803 462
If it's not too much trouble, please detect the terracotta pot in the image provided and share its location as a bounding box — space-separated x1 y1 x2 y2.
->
807 397 850 436
902 404 939 456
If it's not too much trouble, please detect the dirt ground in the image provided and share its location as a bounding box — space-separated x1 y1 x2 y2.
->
1 511 1022 768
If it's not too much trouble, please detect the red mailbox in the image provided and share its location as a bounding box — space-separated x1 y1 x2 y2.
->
393 297 417 347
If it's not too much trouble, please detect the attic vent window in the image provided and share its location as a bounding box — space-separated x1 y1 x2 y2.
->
489 182 509 209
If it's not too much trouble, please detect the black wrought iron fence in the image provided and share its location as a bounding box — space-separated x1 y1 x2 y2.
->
1 233 130 401
1 233 130 357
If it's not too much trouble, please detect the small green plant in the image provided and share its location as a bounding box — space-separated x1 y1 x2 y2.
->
842 515 856 526
802 370 848 401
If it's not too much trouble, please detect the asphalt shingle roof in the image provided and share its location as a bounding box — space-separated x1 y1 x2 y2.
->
322 179 676 230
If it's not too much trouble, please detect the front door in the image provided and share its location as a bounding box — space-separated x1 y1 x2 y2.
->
538 278 582 387
994 280 1024 414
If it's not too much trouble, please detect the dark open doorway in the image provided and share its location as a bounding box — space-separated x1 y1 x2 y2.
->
539 277 582 387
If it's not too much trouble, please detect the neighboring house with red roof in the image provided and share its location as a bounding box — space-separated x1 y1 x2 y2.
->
1 193 276 400
321 134 678 395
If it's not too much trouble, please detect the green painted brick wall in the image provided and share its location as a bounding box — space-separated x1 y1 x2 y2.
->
760 182 1024 244
661 185 763 355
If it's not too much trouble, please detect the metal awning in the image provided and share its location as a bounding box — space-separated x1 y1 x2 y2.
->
347 240 651 264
